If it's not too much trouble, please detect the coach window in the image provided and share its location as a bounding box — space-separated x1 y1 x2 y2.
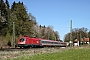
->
42 41 44 43
41 40 44 43
51 42 53 44
55 42 57 44
41 40 46 43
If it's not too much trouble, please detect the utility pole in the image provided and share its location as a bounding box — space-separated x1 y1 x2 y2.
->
70 20 73 47
80 31 82 46
0 10 1 17
12 22 15 48
20 20 23 37
55 36 56 41
47 28 49 40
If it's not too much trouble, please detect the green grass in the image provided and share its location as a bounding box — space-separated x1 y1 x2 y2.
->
7 48 90 60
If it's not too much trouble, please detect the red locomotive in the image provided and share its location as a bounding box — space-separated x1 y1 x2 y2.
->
18 36 67 48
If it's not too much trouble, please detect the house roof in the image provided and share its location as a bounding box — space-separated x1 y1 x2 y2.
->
74 38 90 42
82 38 89 42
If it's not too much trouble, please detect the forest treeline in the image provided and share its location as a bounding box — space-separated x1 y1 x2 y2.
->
0 0 60 47
64 27 90 42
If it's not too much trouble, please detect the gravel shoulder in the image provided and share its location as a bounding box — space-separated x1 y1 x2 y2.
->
0 47 75 60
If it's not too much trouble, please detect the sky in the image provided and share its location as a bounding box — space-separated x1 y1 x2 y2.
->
8 0 90 40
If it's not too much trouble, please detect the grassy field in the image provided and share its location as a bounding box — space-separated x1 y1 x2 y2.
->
7 47 90 60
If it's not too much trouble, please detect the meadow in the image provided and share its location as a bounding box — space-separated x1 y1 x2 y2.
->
7 47 90 60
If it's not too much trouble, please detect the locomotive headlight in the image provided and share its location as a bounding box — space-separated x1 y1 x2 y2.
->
37 41 39 43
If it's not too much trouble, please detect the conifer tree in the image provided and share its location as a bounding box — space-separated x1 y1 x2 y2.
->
11 1 34 36
5 0 10 9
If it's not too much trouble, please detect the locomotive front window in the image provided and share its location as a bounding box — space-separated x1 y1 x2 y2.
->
20 38 24 42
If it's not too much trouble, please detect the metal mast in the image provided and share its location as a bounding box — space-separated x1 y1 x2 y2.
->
12 22 15 48
70 20 72 47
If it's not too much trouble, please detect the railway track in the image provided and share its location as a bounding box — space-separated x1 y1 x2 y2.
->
0 46 67 51
0 47 44 51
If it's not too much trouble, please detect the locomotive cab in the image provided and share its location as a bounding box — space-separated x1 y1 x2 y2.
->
18 37 27 48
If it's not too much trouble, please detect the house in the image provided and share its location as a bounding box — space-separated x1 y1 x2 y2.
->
74 39 79 46
74 38 90 46
82 38 89 44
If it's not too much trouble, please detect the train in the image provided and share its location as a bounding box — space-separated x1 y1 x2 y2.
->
18 36 68 48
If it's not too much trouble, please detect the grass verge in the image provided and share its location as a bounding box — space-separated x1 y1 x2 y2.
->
7 48 90 60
